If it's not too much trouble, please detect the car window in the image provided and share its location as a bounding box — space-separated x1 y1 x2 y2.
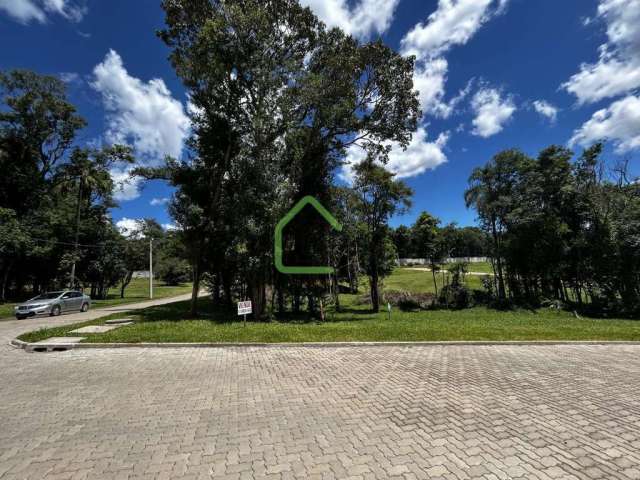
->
34 292 63 300
62 292 74 299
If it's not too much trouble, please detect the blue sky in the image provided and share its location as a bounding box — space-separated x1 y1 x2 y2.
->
1 0 639 230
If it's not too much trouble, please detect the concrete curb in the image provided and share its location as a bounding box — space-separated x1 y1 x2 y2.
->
10 339 27 349
11 338 640 352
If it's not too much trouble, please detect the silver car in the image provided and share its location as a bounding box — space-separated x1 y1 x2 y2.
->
14 291 92 320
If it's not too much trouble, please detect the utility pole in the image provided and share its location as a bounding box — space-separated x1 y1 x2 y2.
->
69 180 83 289
149 238 153 299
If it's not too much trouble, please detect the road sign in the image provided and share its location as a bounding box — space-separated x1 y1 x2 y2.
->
238 300 252 316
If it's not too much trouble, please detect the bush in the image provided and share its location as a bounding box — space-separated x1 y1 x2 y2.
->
157 257 191 285
439 284 472 309
384 290 436 311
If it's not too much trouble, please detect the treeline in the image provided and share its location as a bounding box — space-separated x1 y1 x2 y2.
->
145 0 639 320
391 219 489 259
0 71 187 301
465 145 640 316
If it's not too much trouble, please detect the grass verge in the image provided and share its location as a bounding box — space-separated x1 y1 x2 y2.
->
18 294 640 344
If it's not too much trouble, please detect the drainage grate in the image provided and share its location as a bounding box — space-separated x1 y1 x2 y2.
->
29 346 71 353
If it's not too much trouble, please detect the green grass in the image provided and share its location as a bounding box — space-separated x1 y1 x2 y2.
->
0 304 15 319
18 289 640 344
90 279 192 309
463 261 494 274
384 267 486 293
1 279 192 320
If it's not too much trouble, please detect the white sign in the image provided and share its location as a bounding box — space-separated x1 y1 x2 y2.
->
238 300 252 316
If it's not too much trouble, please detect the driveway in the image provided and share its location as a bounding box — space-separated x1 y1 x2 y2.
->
0 341 639 479
0 292 197 345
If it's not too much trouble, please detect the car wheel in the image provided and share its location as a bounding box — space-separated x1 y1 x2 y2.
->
50 305 61 317
80 303 89 312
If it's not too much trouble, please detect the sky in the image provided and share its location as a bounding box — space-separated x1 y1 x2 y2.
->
1 0 639 231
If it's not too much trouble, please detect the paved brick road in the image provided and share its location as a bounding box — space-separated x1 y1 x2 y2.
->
1 342 639 480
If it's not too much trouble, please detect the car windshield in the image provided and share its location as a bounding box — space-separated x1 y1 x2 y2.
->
32 292 63 300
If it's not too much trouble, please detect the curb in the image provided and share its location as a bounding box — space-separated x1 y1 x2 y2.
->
11 338 640 352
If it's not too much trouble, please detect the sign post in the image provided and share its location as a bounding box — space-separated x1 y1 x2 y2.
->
237 300 252 326
387 302 392 321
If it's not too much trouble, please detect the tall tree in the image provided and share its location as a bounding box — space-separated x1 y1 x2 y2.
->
55 145 134 287
465 150 532 301
155 0 420 317
353 161 412 312
411 212 442 296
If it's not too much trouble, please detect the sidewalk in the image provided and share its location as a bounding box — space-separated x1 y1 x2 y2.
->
1 292 199 345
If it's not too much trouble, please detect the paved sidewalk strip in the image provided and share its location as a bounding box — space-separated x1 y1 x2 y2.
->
69 325 125 334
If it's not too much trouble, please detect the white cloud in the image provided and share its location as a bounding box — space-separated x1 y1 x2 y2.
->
412 59 449 117
115 217 142 237
0 0 45 22
471 87 516 138
341 127 449 181
387 129 449 178
92 50 189 162
570 94 640 153
533 100 559 123
400 0 508 118
150 197 169 206
563 0 640 104
0 0 85 23
162 223 178 232
110 166 144 202
400 0 508 61
92 50 190 201
42 0 85 21
59 72 80 84
299 0 400 39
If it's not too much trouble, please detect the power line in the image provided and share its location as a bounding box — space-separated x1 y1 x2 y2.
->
27 237 112 248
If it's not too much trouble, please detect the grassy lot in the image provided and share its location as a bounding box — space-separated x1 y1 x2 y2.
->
384 267 487 293
1 279 192 320
19 273 640 343
463 261 494 274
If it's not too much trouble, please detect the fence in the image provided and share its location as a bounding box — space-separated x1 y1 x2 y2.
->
398 257 489 266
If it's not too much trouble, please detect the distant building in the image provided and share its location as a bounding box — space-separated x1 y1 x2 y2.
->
132 270 151 278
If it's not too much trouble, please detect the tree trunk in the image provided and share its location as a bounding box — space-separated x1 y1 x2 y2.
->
333 271 341 312
250 279 266 320
293 289 300 313
370 274 380 312
431 264 438 298
491 218 506 301
190 261 201 317
1 261 12 302
213 273 221 305
353 241 361 293
120 271 133 298
307 294 316 316
319 296 325 322
369 240 380 312
222 269 233 306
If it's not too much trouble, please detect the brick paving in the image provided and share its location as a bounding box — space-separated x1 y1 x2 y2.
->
1 340 639 480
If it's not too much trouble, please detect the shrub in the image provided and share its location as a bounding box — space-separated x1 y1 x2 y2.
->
439 284 472 309
383 290 436 311
157 257 191 285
